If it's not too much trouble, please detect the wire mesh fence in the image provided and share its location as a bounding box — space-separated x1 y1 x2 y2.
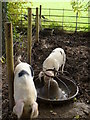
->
1 6 90 61
6 7 90 32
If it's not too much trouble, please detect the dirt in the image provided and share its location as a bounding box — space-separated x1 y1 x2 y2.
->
2 30 90 120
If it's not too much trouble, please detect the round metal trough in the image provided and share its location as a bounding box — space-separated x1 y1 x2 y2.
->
34 75 79 104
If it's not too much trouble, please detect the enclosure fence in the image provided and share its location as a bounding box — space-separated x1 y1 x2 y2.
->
8 7 90 32
2 6 90 61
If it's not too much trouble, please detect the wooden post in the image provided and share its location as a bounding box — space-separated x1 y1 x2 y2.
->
27 8 32 64
39 5 42 29
5 22 14 110
36 7 39 42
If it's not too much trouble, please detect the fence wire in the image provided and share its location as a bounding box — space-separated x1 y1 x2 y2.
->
1 7 90 62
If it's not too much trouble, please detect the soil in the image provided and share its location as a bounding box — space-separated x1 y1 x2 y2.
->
2 30 90 120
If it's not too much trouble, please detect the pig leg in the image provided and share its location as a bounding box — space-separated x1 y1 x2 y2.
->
61 63 65 73
30 102 39 118
61 53 66 73
13 100 24 119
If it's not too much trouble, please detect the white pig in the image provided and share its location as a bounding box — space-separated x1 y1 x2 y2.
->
13 57 39 119
39 48 66 81
43 48 66 73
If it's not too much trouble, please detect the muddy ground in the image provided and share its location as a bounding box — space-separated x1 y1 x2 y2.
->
2 30 90 120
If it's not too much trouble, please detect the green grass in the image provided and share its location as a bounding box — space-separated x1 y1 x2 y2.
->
14 1 88 32
31 2 89 31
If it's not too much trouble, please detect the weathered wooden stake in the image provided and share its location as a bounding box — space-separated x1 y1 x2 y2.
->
39 5 42 29
5 22 14 110
36 7 39 42
27 8 32 64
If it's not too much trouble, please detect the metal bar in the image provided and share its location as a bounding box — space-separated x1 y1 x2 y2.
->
39 5 42 29
62 9 64 30
41 20 89 24
36 7 39 42
8 13 90 19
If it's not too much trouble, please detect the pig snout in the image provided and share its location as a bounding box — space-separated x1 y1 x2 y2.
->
39 70 54 84
44 71 54 83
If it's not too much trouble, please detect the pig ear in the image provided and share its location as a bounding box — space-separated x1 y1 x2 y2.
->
31 102 39 118
29 66 34 77
13 101 24 119
39 71 44 81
